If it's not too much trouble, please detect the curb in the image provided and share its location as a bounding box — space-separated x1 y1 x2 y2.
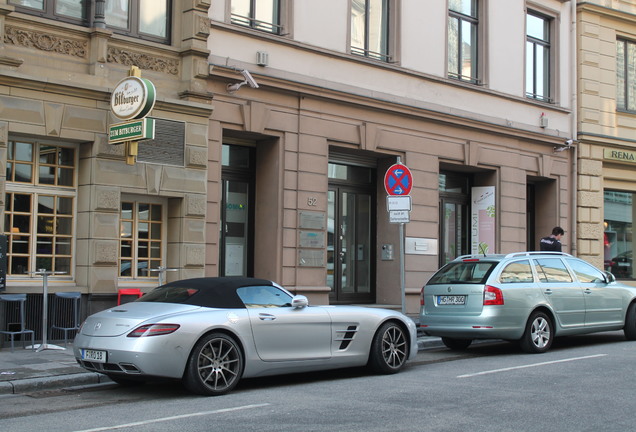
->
0 372 107 396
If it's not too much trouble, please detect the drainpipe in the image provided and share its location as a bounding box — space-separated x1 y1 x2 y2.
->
570 0 578 256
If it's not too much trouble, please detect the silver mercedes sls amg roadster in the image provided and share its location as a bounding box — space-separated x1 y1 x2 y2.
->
74 277 418 396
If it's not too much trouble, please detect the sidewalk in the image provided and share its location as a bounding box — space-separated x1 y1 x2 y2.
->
0 332 442 396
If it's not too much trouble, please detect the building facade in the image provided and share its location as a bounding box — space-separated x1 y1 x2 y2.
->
206 0 576 313
0 0 213 328
576 0 636 286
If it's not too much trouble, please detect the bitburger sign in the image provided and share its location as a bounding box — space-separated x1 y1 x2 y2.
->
110 75 156 120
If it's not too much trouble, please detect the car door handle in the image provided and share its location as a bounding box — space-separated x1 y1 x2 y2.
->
258 313 276 321
584 288 593 294
544 289 553 295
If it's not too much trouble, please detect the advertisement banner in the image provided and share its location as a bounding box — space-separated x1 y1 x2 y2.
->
471 186 496 254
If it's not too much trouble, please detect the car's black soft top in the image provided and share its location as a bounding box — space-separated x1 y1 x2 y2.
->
136 277 276 308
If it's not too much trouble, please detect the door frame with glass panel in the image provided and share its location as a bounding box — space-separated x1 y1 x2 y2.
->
327 162 376 304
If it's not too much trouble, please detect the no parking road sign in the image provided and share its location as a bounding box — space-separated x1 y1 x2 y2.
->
384 163 413 196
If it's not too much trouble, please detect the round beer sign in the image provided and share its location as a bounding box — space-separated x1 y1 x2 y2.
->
110 76 156 120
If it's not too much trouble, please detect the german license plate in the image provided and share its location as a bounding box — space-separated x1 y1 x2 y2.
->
437 295 466 305
80 349 107 363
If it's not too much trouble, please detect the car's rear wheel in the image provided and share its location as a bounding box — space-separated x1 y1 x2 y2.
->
519 311 553 353
624 302 636 340
368 321 409 374
183 332 244 396
441 337 472 350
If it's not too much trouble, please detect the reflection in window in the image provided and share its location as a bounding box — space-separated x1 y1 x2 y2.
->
120 201 163 278
448 0 479 83
567 258 604 284
617 39 636 111
231 0 281 34
237 285 292 308
351 0 390 61
500 260 534 283
526 11 551 102
605 190 634 279
535 258 572 283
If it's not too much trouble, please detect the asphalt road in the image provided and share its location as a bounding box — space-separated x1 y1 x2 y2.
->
1 330 634 432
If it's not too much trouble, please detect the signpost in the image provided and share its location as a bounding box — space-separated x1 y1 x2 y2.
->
384 161 413 314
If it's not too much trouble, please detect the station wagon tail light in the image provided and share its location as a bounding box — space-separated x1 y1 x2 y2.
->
483 286 504 306
127 324 180 337
420 287 425 306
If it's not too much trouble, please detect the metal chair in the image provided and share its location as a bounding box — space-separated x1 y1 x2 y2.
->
0 294 35 352
49 292 81 347
117 288 143 305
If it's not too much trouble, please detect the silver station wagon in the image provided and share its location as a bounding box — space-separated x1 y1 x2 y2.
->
419 252 636 353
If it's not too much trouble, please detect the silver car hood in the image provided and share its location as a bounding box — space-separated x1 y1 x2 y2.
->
80 302 202 337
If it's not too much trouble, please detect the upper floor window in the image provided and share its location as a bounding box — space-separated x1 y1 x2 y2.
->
526 11 552 102
351 0 390 62
10 0 171 44
617 39 636 111
448 0 479 83
231 0 282 34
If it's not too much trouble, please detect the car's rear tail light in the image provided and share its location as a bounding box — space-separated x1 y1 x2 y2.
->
483 285 504 305
420 287 425 306
127 324 180 338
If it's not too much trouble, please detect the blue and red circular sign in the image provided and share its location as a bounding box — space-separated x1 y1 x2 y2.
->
384 163 413 196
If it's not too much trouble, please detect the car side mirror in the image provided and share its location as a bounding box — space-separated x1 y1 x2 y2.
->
604 271 616 284
291 295 309 309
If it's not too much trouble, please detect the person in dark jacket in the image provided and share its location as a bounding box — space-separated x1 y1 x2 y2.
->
539 226 564 252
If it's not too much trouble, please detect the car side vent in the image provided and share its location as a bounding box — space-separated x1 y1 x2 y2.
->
336 325 358 350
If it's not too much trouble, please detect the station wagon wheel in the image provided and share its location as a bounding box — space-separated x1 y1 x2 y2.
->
441 337 472 351
368 321 409 374
184 332 244 396
624 303 636 340
520 311 553 354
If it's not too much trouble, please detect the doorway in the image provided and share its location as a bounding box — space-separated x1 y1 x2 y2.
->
327 163 375 303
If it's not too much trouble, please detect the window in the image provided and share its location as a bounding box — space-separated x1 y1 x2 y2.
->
526 11 552 102
236 285 292 308
4 140 76 276
351 0 390 62
448 0 479 83
534 258 572 283
231 0 282 34
566 259 604 284
604 190 634 279
500 261 534 283
119 201 164 278
617 39 636 111
10 0 171 44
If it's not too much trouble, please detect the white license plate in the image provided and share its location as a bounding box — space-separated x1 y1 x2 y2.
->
81 349 107 363
437 295 466 305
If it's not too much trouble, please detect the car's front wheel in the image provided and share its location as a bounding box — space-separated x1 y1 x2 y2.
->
624 302 636 340
519 311 553 354
441 337 472 350
368 321 409 374
183 332 244 396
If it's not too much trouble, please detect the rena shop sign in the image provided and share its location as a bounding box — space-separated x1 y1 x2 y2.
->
110 76 156 120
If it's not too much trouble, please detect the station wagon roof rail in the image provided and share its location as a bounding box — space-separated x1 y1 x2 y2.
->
453 252 573 261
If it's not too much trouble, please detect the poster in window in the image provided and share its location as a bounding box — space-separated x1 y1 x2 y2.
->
471 186 495 254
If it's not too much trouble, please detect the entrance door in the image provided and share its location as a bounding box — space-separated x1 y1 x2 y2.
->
220 144 254 277
328 186 374 303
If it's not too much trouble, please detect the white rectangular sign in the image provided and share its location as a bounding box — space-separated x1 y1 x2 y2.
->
389 210 410 224
387 196 412 211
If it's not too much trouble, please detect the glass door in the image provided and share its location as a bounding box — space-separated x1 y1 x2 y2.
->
220 145 254 277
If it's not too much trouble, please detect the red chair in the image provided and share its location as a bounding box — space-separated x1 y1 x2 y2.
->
117 288 143 305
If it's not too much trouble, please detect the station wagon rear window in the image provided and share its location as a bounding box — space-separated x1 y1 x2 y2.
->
428 261 497 284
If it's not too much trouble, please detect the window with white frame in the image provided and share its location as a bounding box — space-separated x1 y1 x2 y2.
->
119 199 164 279
617 39 636 111
448 0 479 83
351 0 391 62
526 11 552 102
231 0 282 34
4 140 76 276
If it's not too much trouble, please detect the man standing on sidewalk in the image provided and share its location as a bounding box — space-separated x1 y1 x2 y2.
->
539 227 564 252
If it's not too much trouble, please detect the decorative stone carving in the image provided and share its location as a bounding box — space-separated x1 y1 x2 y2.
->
107 47 179 75
4 26 87 58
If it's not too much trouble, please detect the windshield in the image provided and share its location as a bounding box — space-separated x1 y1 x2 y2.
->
428 261 498 284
